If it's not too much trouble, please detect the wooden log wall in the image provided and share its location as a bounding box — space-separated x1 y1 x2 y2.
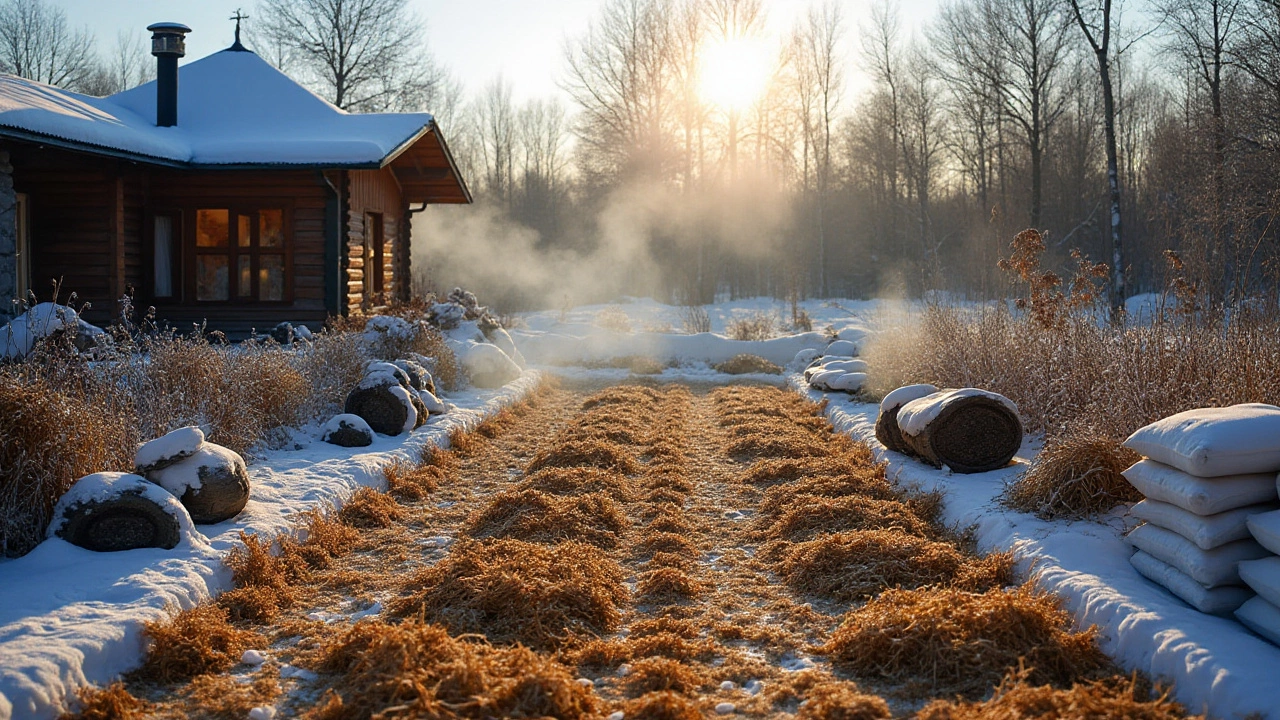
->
346 168 403 314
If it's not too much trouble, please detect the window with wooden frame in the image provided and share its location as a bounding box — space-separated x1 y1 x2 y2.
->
190 206 291 303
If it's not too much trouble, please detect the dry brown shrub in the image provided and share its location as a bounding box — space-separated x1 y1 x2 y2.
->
820 586 1109 698
623 690 703 720
724 430 832 460
624 657 712 697
307 620 601 720
338 488 404 529
421 445 460 472
915 669 1198 719
135 604 262 683
219 531 302 623
59 683 151 720
389 538 628 649
758 495 933 547
526 439 642 475
382 457 444 502
637 531 700 558
637 567 707 603
714 354 783 375
293 330 369 422
726 311 777 341
465 489 629 549
778 530 1014 602
796 681 892 720
518 467 637 502
1003 432 1144 520
182 667 281 719
0 373 136 557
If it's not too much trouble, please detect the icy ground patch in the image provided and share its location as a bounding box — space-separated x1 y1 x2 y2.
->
799 379 1280 719
0 373 542 720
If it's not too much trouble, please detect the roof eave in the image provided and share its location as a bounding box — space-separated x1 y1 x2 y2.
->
380 120 473 205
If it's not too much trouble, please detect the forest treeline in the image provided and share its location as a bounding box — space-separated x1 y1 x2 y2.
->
5 0 1279 311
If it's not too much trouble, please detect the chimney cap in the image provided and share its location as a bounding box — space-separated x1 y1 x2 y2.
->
147 22 192 34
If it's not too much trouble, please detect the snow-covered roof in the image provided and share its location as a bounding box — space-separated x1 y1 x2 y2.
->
0 48 440 169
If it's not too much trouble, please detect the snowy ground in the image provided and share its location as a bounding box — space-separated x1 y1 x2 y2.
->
0 373 542 720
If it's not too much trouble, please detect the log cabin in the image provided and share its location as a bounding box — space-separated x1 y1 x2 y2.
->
0 22 470 336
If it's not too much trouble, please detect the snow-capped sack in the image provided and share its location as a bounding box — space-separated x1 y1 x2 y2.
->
1122 459 1278 516
321 414 374 448
791 348 820 369
896 388 1019 438
135 426 205 475
823 339 857 357
1124 404 1280 477
419 389 447 415
1131 499 1279 551
1235 596 1280 646
1238 556 1280 609
815 358 868 375
875 384 940 455
148 443 251 525
824 372 867 392
48 472 198 552
1127 522 1270 588
1246 510 1280 555
1130 550 1255 616
880 384 940 413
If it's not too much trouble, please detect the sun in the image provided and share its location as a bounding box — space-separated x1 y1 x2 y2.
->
699 36 772 112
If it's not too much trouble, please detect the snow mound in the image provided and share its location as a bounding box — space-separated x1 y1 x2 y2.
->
823 339 857 357
0 303 102 360
453 340 522 389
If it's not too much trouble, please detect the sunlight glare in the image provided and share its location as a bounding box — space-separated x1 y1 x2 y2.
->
699 36 772 112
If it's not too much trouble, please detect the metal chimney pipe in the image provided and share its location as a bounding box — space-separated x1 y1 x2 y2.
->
147 22 191 128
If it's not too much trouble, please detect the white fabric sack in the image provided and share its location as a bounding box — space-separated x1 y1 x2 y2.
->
1246 510 1280 555
1124 404 1280 477
1235 596 1280 646
1130 550 1254 616
816 359 868 374
1127 522 1270 587
896 388 1019 438
879 384 939 413
1238 557 1280 608
1131 499 1279 550
1122 459 1277 516
825 372 867 392
808 369 844 390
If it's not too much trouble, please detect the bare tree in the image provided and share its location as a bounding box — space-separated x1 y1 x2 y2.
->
80 30 153 96
253 0 446 112
0 0 96 90
474 76 517 207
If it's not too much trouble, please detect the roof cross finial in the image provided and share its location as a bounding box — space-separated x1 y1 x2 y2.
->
229 8 248 51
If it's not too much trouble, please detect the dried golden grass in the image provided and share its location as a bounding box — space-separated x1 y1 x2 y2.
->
219 531 301 623
643 471 695 494
1003 431 1144 520
758 475 899 521
518 467 638 502
383 457 444 502
643 487 688 508
645 509 695 535
740 457 877 488
448 425 485 457
465 489 629 549
757 494 933 547
796 681 892 720
631 617 703 639
559 423 652 446
526 439 643 475
58 683 151 720
778 530 1014 602
624 657 712 697
647 551 696 573
637 567 707 604
338 488 404 529
573 631 718 668
389 538 628 649
582 385 665 409
284 507 359 570
637 531 700 558
915 669 1200 719
820 586 1109 698
713 354 783 375
135 604 263 683
307 619 601 720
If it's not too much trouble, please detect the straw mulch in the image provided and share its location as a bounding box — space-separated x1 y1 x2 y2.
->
179 669 282 720
637 567 708 604
756 494 934 547
518 467 638 502
58 683 152 720
637 531 701 559
795 681 892 720
623 657 713 697
758 474 899 518
713 354 783 375
776 529 1015 602
819 586 1109 698
621 691 704 720
383 457 445 501
526 438 643 475
581 385 665 410
218 531 303 623
465 489 629 549
305 620 602 720
739 457 870 486
388 538 628 649
133 604 263 683
723 429 832 460
338 488 404 529
915 669 1201 720
1002 432 1143 520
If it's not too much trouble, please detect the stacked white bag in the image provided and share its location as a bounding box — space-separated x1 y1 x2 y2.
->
1121 405 1280 636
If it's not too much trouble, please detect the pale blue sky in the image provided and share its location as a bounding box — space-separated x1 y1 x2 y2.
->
51 0 942 104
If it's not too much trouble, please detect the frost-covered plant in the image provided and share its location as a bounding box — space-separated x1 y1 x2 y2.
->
679 305 711 334
595 305 633 333
726 311 776 341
